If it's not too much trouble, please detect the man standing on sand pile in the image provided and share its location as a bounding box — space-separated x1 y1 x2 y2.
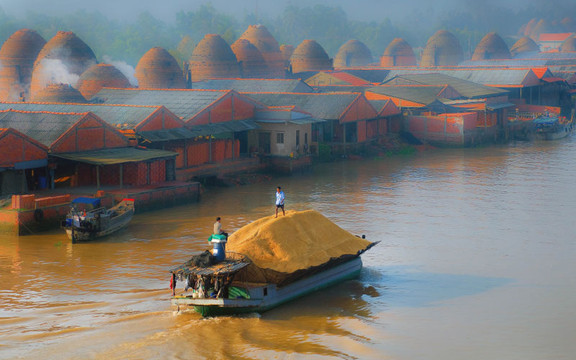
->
275 186 285 218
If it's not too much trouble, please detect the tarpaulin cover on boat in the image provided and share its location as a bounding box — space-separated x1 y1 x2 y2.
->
227 210 372 285
71 197 101 207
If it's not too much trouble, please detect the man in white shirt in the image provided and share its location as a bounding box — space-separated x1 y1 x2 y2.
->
213 217 228 238
275 186 285 218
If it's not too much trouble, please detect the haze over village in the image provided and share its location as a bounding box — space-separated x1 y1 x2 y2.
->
0 0 575 233
3 2 576 360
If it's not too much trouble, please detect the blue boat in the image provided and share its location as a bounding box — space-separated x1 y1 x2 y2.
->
533 116 573 140
62 198 135 243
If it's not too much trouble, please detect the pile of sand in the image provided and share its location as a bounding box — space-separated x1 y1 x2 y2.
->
227 210 370 274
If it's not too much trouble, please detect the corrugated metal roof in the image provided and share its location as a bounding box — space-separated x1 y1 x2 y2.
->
0 110 85 147
385 69 533 87
328 72 371 86
424 99 475 113
460 59 549 67
383 73 508 98
288 118 324 125
513 52 576 60
367 85 447 105
139 127 196 142
368 100 390 113
187 120 259 137
315 85 370 93
256 118 324 125
52 147 177 165
243 92 361 120
0 102 160 127
486 102 516 110
191 79 314 93
94 89 230 120
342 69 390 83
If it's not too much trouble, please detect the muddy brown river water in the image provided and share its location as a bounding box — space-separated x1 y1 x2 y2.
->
2 139 576 359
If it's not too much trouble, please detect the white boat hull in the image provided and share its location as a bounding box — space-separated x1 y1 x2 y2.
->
172 257 363 316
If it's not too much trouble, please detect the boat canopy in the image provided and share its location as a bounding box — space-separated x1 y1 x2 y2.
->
71 197 101 207
533 116 559 125
170 252 250 277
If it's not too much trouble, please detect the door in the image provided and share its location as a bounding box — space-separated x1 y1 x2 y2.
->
165 159 176 181
258 132 271 154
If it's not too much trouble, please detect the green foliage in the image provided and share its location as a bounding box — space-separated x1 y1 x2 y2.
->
175 4 239 46
269 5 352 56
13 9 178 66
318 143 332 161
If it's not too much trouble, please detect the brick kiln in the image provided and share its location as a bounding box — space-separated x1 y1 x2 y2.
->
238 25 285 78
472 32 511 61
420 30 464 67
231 39 269 78
30 31 97 98
0 29 46 101
380 38 417 67
77 64 131 100
188 34 239 82
333 39 373 68
135 47 186 89
290 39 333 74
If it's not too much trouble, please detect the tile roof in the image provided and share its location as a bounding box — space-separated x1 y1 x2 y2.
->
0 109 86 147
383 73 508 98
0 102 162 127
242 92 362 120
539 33 574 42
191 78 314 93
93 88 233 120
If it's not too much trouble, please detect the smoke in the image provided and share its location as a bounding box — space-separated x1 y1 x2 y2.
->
39 58 80 87
103 55 138 86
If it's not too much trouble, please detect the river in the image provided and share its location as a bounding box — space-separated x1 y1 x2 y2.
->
1 138 576 360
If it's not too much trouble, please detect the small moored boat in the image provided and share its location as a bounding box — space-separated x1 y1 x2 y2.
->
62 198 135 243
533 116 573 140
169 210 377 317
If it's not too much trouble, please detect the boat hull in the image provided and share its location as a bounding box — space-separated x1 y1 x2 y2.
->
65 208 134 242
172 257 363 317
534 127 572 140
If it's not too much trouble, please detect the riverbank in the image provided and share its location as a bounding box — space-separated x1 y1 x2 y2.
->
0 181 201 235
0 134 425 235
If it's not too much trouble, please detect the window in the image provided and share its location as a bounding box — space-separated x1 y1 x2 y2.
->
276 132 284 144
